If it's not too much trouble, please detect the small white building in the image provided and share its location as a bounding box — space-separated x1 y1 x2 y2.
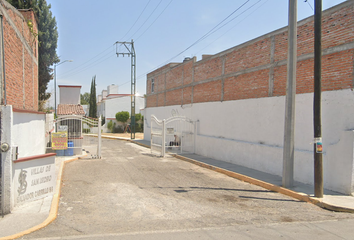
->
59 85 81 105
97 84 145 131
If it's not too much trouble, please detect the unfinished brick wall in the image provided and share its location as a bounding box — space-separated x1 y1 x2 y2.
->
0 0 39 111
146 1 354 108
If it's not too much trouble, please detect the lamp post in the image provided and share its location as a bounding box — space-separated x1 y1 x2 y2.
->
54 60 73 115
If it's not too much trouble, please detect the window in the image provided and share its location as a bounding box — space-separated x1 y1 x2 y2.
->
151 79 155 93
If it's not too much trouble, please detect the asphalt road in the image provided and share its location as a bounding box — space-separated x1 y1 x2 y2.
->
20 138 354 239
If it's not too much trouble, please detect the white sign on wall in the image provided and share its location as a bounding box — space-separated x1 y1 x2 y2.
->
14 156 56 205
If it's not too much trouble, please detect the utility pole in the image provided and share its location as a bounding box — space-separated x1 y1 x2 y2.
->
282 0 297 188
314 0 323 198
115 40 136 139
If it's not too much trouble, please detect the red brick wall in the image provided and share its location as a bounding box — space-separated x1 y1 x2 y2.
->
1 2 39 111
146 2 354 108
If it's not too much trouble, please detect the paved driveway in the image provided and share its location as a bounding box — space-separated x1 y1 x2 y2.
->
21 139 354 239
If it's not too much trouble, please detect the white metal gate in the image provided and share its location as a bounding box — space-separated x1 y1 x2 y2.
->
47 115 101 158
151 115 195 157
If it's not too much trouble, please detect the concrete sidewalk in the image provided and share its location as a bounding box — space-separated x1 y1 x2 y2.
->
0 136 353 239
0 154 86 239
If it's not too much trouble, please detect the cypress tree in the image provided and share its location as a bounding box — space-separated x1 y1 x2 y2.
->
89 76 97 118
92 76 97 118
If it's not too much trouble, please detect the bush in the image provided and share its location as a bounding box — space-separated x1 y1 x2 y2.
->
113 125 124 133
135 113 142 121
107 120 115 133
135 123 142 132
115 111 130 123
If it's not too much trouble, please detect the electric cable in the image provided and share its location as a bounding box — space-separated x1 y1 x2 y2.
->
128 0 163 40
134 0 257 82
119 0 152 41
193 0 265 57
57 44 115 78
135 0 173 42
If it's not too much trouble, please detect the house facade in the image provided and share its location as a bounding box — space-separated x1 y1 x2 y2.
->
97 84 145 131
144 1 354 194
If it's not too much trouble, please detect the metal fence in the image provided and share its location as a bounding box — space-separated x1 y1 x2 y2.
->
47 115 101 158
151 115 195 157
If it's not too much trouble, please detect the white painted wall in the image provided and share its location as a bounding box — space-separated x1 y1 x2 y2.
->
107 84 119 95
144 89 354 194
13 111 46 158
1 106 49 213
59 86 80 104
105 96 145 119
13 155 56 206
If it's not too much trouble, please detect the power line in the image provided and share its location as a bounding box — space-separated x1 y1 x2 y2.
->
128 0 163 40
135 0 174 42
193 0 265 56
180 0 251 54
59 49 115 79
57 44 115 78
119 0 152 41
134 0 254 82
304 0 314 11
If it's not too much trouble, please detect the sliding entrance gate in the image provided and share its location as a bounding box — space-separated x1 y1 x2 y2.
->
151 115 195 157
47 115 101 159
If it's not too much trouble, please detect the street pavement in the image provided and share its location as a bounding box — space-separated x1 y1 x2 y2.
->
1 137 354 239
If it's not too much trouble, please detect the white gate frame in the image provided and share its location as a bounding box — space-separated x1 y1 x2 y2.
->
151 115 195 157
49 115 101 158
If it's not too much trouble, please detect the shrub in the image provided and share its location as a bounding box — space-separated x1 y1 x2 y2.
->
135 113 142 122
115 111 130 124
135 122 142 132
113 125 124 133
107 120 115 133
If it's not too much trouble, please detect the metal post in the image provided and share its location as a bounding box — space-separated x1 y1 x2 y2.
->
162 119 165 157
131 40 136 140
282 0 297 188
98 116 102 159
314 0 323 198
193 121 196 154
115 40 136 140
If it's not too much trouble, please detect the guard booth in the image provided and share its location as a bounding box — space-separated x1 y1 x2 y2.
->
151 115 195 157
47 115 102 159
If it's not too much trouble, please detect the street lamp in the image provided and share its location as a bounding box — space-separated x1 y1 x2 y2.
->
54 60 73 115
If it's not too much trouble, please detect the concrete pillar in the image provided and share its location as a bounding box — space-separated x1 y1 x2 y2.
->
1 105 13 214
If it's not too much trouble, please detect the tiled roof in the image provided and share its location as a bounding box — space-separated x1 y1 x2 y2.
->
57 104 85 116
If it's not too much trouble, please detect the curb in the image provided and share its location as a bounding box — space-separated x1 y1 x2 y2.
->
108 136 354 213
0 154 86 240
172 154 354 214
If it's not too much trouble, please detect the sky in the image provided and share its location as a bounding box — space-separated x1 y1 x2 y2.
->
45 0 347 108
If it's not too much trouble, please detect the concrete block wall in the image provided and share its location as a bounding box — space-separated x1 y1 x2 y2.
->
146 1 354 107
0 0 39 111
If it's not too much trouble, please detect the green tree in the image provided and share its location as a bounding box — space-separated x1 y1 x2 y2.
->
89 76 97 118
7 0 59 108
80 92 90 105
115 111 130 127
